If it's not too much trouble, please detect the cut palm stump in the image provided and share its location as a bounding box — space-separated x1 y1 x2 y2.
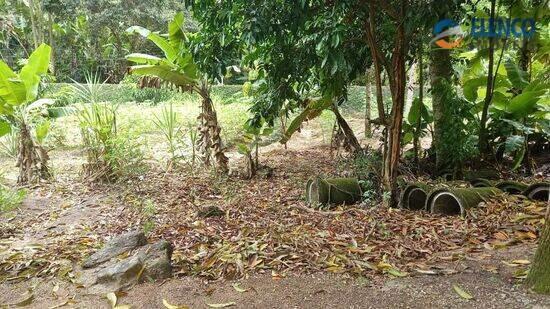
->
399 183 432 210
306 177 362 207
523 182 550 201
427 187 503 216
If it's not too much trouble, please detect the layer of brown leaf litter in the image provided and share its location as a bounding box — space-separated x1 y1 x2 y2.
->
0 147 547 283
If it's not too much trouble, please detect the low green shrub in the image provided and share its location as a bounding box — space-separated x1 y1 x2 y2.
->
0 185 26 212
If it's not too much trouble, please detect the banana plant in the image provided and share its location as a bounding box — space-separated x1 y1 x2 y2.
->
126 12 228 173
461 46 549 170
0 43 59 184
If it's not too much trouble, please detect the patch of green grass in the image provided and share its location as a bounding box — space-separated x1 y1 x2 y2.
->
0 185 26 212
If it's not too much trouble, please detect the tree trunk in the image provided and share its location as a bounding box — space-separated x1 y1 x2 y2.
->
27 0 41 48
197 83 229 173
383 0 407 208
526 206 550 294
365 7 386 123
16 121 50 184
365 67 372 138
405 62 416 111
478 0 497 157
413 46 424 169
332 104 362 153
429 47 453 173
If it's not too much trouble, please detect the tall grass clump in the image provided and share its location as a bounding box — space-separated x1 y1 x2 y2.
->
73 71 145 182
153 102 184 169
78 103 145 182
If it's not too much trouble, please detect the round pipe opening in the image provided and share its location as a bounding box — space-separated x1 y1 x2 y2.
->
431 192 463 216
407 188 427 210
528 187 549 202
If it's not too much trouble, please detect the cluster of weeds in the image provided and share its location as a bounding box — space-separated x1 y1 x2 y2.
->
78 102 145 182
338 150 383 206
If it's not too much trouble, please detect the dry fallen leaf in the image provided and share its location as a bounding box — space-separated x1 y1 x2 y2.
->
207 302 236 308
232 283 247 293
453 284 474 300
162 299 189 309
106 292 117 308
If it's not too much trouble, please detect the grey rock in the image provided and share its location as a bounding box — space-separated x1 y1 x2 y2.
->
83 230 147 268
137 240 173 280
86 240 173 293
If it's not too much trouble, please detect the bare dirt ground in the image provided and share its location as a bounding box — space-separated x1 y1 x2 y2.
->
1 118 549 308
2 244 550 308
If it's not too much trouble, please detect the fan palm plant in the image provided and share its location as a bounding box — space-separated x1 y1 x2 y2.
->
126 12 228 173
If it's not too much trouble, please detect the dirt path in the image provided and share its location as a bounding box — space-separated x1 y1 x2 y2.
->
3 254 549 309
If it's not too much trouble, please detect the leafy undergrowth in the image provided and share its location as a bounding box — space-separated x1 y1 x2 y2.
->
112 148 546 280
0 147 546 284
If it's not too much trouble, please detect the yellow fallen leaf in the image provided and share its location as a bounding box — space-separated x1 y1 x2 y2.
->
162 299 189 309
453 284 473 300
106 292 117 308
386 268 408 277
232 283 247 293
511 259 530 265
207 302 236 308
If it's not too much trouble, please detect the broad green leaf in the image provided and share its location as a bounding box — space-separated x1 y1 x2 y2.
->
504 60 528 90
0 61 26 105
130 65 196 87
169 12 186 46
125 53 163 65
0 119 11 138
507 90 545 118
504 135 524 154
237 143 250 154
280 97 333 143
453 284 473 300
127 26 178 64
512 146 526 171
463 77 486 102
35 120 51 143
20 43 51 101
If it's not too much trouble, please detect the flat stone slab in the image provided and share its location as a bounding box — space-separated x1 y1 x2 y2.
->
82 230 147 268
84 240 173 294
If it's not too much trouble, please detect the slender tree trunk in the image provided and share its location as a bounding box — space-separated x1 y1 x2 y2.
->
405 62 416 111
383 0 407 207
478 0 497 157
332 104 362 153
414 46 424 169
47 13 55 74
27 0 40 48
365 67 372 138
429 47 453 173
526 205 550 294
365 8 386 123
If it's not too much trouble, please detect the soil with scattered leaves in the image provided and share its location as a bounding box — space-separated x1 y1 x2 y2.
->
1 125 549 308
